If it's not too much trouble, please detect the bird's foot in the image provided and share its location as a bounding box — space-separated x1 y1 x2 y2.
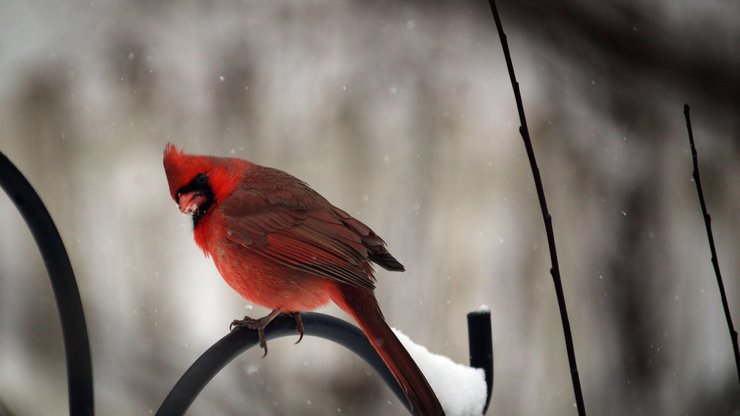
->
230 309 282 357
230 310 304 357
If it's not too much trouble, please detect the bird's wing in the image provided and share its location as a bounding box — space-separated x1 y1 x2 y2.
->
221 167 402 290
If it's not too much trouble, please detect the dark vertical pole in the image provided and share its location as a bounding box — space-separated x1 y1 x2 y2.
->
468 310 493 414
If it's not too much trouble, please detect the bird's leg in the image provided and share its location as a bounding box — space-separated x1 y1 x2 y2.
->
230 309 283 357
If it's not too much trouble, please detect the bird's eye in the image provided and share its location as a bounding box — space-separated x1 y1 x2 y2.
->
195 173 208 184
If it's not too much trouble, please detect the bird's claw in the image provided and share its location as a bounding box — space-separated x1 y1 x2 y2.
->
230 313 277 357
292 312 304 345
229 311 304 357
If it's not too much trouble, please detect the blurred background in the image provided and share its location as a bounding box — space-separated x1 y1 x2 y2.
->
1 0 738 414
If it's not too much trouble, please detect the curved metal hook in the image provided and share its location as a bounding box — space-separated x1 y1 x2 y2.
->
0 151 494 416
0 152 94 415
156 312 493 415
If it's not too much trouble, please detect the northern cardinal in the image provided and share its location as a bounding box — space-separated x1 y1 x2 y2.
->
163 144 444 415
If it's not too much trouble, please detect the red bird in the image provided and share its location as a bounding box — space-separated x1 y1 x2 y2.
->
163 144 444 415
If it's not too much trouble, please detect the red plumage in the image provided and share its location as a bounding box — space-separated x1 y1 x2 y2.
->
163 144 444 415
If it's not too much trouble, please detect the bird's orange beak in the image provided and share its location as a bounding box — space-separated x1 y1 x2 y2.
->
178 191 210 216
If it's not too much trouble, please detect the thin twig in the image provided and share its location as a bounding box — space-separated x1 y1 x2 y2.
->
486 1 587 415
683 104 740 385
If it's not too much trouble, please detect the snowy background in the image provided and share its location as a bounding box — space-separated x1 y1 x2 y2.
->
1 0 738 414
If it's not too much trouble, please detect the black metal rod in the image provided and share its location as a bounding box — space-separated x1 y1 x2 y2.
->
156 313 406 415
468 310 493 414
157 311 494 415
0 151 494 414
683 105 740 386
0 152 94 415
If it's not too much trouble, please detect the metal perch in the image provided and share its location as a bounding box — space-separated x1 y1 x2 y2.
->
156 311 494 415
1 152 493 415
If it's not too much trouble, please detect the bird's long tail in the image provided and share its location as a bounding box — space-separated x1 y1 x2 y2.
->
332 285 445 415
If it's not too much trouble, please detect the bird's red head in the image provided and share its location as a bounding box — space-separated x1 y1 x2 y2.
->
163 144 212 201
163 144 247 226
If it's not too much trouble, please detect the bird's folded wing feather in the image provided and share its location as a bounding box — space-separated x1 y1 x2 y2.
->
221 168 379 289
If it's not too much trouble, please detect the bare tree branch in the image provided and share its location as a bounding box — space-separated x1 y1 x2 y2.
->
487 1 587 414
683 104 740 386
